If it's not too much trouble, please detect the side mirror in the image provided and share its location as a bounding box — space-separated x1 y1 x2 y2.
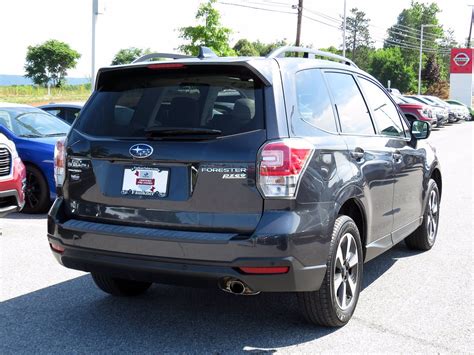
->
411 120 430 140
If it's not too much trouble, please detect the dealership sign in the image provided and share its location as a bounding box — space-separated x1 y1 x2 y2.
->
450 48 474 74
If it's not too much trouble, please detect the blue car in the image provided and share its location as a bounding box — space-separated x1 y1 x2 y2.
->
0 103 69 213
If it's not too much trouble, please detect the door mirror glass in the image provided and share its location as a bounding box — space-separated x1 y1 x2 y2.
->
411 120 430 139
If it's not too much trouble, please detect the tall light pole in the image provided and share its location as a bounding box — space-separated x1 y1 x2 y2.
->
418 24 436 95
342 0 347 57
91 0 98 90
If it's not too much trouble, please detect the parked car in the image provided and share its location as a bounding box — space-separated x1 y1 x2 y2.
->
445 99 473 121
391 94 435 127
0 103 70 213
0 133 26 217
48 47 442 327
405 95 448 126
39 102 84 125
386 88 402 96
421 96 458 123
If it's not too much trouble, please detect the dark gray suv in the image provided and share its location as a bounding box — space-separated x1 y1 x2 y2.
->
47 46 442 327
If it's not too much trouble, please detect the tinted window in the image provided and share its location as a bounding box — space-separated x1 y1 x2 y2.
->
325 72 375 135
0 108 69 137
75 66 264 137
358 78 405 138
295 69 336 132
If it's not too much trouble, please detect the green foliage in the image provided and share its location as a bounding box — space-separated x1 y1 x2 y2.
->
24 40 81 87
421 54 440 87
178 0 234 56
111 47 152 65
0 85 90 104
233 39 259 56
342 8 373 62
233 39 288 57
368 47 417 93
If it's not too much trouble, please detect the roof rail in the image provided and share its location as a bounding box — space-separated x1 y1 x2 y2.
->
132 52 192 63
266 46 358 68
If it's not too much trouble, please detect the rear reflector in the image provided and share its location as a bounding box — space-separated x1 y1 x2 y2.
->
147 63 186 70
50 243 65 253
238 266 289 274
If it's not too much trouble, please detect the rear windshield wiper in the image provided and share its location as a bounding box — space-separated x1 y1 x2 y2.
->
144 126 222 137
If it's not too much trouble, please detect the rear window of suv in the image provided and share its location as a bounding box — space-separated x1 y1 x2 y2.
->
75 65 265 138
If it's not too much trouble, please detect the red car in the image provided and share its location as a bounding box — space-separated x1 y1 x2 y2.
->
0 133 26 217
391 95 436 127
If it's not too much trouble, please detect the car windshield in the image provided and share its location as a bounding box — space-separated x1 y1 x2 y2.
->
401 96 420 105
426 97 447 106
0 107 70 137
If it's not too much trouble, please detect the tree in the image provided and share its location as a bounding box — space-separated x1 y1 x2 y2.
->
422 54 440 87
369 47 417 93
341 8 373 62
24 40 81 87
385 2 443 66
111 47 152 65
233 39 259 56
178 0 234 56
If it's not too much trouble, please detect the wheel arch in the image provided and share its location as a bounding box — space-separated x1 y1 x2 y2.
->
337 197 367 257
430 167 442 200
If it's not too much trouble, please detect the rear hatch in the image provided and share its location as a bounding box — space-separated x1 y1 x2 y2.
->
64 63 268 234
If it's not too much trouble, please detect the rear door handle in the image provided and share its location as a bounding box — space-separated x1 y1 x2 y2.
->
393 151 402 162
350 148 365 161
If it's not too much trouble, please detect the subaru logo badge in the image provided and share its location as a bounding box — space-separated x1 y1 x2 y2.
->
129 144 153 158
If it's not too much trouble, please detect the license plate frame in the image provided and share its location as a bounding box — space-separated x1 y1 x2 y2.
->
121 166 169 197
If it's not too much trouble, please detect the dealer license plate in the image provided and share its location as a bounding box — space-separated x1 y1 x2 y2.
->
121 167 169 197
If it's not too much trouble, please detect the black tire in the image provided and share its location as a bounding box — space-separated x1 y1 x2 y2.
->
91 273 152 297
405 179 440 251
22 165 50 214
297 215 363 327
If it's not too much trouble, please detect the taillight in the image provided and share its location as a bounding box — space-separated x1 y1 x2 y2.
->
54 139 66 187
257 139 313 198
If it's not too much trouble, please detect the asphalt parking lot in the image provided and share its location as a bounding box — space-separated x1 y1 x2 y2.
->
1 122 473 353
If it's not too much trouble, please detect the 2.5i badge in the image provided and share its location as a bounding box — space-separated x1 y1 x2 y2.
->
121 167 169 197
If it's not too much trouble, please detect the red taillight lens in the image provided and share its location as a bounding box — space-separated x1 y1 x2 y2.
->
54 139 66 187
147 63 186 70
238 266 289 274
50 242 65 253
258 139 313 198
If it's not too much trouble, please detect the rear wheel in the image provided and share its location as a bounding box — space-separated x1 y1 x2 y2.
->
405 179 440 251
22 165 50 214
298 215 363 327
91 273 152 297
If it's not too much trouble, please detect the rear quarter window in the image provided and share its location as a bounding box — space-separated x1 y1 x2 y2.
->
295 69 337 132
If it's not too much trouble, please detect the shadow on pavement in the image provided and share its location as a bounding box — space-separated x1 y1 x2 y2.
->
1 241 421 353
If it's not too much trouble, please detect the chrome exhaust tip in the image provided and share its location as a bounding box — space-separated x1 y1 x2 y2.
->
219 278 260 296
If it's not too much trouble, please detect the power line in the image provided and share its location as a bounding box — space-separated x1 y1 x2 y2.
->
218 1 296 15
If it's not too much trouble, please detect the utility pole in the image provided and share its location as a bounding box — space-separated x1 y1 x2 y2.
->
418 24 436 95
295 0 303 47
467 5 474 48
342 0 347 57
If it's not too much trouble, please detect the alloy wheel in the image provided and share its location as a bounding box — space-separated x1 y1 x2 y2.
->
333 233 359 310
426 189 439 243
25 170 40 208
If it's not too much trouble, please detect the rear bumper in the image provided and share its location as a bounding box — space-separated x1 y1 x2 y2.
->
47 198 328 292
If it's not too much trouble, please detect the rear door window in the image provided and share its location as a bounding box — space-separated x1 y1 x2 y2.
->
75 65 265 138
295 69 337 132
325 72 375 135
358 77 406 138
